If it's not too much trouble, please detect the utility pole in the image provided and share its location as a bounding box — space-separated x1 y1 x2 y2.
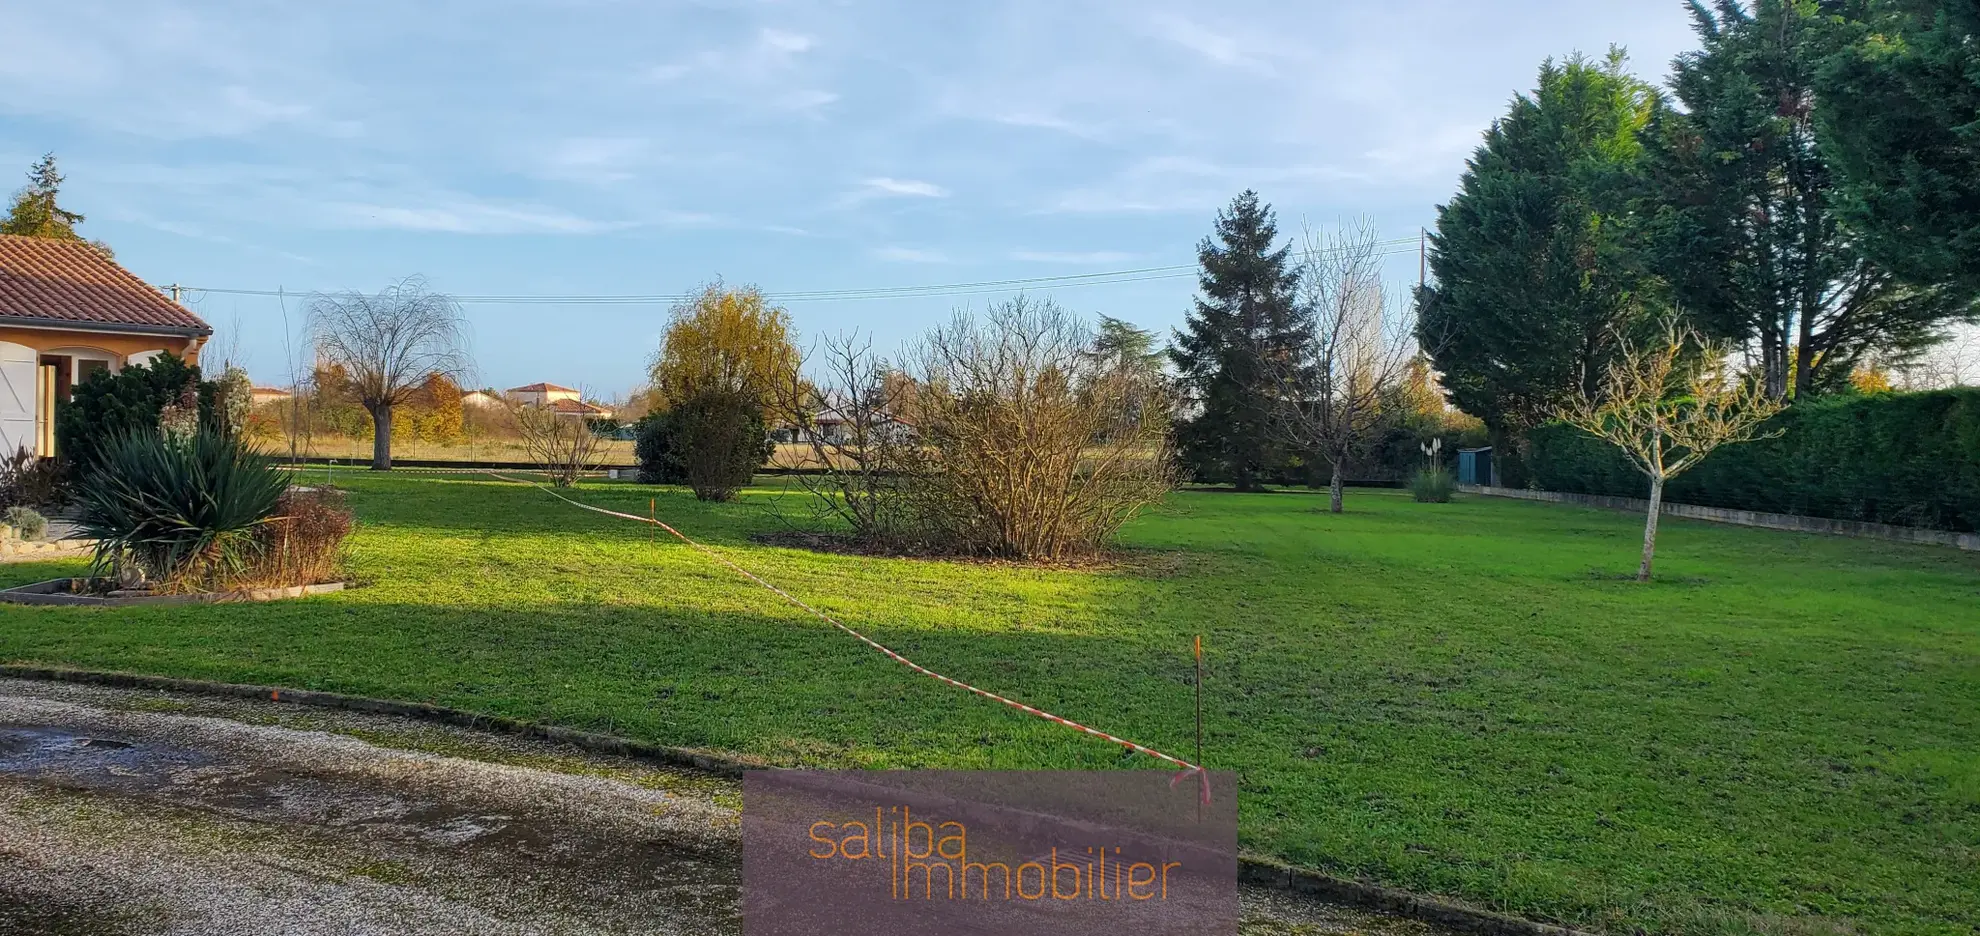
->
1418 229 1427 290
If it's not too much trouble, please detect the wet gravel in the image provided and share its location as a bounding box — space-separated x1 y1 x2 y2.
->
0 677 1449 935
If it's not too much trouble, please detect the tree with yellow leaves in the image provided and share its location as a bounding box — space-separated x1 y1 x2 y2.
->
650 282 800 408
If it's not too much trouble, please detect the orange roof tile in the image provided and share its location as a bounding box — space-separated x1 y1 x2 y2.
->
0 234 212 335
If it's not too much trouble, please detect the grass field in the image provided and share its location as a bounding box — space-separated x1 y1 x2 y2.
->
1 474 1975 935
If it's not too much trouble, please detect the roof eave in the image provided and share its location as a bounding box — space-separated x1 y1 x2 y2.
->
0 314 213 340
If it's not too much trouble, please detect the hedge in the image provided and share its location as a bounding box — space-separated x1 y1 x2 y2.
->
1525 388 1980 532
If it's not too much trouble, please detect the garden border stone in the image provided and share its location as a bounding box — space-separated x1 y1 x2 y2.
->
0 664 1590 936
1458 484 1980 551
0 579 348 607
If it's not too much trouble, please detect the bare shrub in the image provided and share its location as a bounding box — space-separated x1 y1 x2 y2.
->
512 399 608 487
248 487 354 587
768 333 921 541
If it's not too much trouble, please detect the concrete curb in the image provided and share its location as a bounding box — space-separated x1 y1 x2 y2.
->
0 664 1592 936
1457 484 1980 552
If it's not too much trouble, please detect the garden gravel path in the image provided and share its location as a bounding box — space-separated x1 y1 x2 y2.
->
0 677 1445 936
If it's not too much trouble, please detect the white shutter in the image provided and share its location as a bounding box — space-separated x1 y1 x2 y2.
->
0 342 39 459
126 349 163 367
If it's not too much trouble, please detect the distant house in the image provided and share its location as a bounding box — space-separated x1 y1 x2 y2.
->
460 389 503 409
250 386 293 406
545 398 613 420
506 382 581 407
0 234 213 457
504 383 611 420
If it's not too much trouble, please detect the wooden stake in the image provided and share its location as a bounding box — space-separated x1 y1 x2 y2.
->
649 498 656 544
1195 634 1205 820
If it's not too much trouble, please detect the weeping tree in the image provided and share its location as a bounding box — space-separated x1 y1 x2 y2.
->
308 277 472 470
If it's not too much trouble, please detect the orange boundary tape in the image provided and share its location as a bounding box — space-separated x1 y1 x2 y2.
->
487 472 1209 799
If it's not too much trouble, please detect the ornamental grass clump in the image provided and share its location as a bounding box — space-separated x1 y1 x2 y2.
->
1408 468 1456 503
77 428 290 593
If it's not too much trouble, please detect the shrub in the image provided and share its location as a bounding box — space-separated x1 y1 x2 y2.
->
249 487 353 587
76 429 289 592
1408 468 1456 503
902 298 1176 558
0 447 66 509
514 403 607 487
1526 388 1980 531
634 392 772 500
57 352 215 473
2 505 48 540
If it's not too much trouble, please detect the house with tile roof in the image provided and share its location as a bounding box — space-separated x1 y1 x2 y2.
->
505 382 581 407
0 234 212 458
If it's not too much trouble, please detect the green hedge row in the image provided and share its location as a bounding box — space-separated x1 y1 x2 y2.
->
1525 388 1980 532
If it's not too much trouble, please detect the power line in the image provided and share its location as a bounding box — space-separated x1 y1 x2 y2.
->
167 240 1424 307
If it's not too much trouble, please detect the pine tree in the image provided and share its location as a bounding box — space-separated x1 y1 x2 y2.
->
1418 51 1663 468
1168 191 1307 490
1646 0 1973 399
2 154 87 240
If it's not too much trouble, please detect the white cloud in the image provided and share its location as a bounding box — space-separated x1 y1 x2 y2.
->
861 177 949 198
759 29 815 54
321 200 638 236
872 246 948 263
780 89 840 109
1144 12 1267 73
541 136 650 182
1011 250 1136 265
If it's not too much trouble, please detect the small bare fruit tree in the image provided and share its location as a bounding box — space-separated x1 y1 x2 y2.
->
512 395 609 487
1556 321 1784 581
308 277 472 470
1265 222 1421 513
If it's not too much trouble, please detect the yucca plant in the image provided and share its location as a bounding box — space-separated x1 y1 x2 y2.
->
76 428 289 592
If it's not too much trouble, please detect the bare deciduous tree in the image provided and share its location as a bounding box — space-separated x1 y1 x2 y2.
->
767 332 918 540
1557 320 1784 581
308 277 472 470
1265 222 1422 513
512 396 608 487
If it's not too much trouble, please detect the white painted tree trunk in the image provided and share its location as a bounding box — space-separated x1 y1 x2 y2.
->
1638 476 1664 582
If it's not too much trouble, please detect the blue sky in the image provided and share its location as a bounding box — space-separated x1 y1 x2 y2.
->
0 1 1699 398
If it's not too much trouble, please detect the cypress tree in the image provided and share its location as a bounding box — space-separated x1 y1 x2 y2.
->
1819 0 1980 294
1418 51 1663 476
1646 0 1974 398
1169 191 1307 490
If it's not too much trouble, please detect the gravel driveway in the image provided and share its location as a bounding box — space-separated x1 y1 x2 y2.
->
0 678 1445 936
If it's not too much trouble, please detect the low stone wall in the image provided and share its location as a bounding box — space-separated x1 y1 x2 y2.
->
1457 485 1980 552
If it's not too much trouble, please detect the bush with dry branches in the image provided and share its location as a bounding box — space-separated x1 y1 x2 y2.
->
781 298 1174 560
1556 319 1784 580
512 398 608 487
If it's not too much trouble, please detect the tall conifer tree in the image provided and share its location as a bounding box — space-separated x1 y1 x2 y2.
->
1169 191 1307 490
1418 52 1663 468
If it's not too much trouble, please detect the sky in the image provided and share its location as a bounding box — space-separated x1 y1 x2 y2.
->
0 1 1702 398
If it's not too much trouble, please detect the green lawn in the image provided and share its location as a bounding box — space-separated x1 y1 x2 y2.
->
1 474 1975 935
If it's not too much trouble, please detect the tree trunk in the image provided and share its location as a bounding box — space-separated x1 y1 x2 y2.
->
1638 476 1664 582
1328 460 1345 514
369 402 393 471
